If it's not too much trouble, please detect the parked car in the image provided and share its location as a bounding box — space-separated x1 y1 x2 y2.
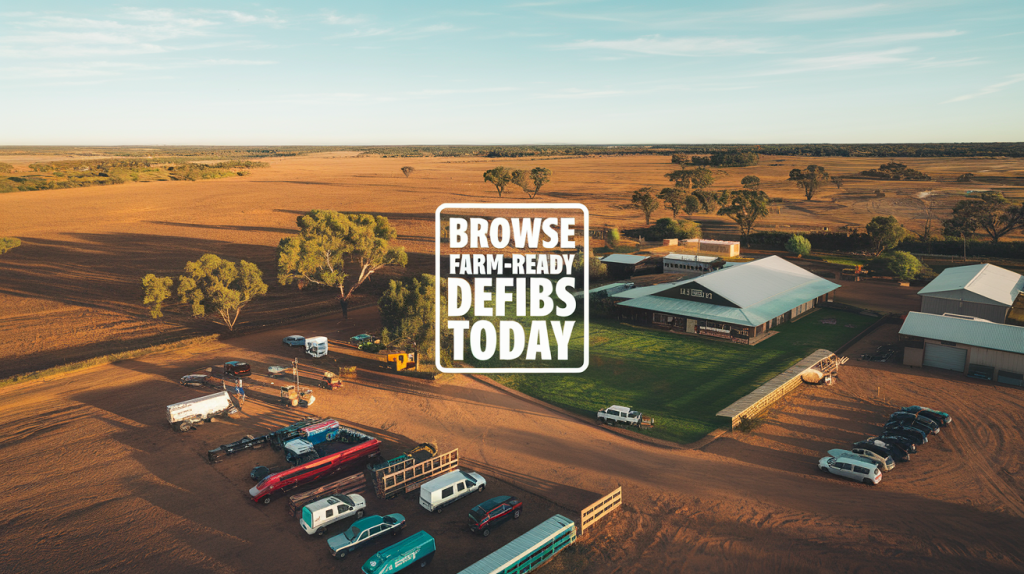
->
419 470 486 513
300 494 366 536
468 496 522 536
901 406 952 426
890 412 940 434
224 361 251 377
853 440 909 463
873 434 918 453
328 514 406 559
283 335 306 347
837 447 896 471
817 455 883 485
179 374 209 387
597 405 642 426
361 530 435 573
882 423 929 445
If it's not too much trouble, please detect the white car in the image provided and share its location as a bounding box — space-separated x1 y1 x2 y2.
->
300 494 366 536
818 455 882 485
827 448 892 470
597 405 642 425
283 335 306 347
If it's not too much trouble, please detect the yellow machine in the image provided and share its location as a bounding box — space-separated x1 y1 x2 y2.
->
386 352 418 372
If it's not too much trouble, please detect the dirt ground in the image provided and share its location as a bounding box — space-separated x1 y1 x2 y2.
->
2 153 1023 379
1 308 1023 573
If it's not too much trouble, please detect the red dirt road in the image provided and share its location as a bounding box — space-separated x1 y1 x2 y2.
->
2 309 1023 573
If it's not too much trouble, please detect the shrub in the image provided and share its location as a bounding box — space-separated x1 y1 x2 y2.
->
607 227 621 248
871 251 922 280
648 218 701 240
785 235 812 256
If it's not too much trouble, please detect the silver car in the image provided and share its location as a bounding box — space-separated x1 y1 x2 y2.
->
818 455 883 485
829 448 895 472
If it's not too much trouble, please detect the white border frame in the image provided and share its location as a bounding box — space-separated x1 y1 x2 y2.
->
435 203 589 373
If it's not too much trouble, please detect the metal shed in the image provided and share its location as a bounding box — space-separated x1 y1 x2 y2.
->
899 311 1024 385
918 263 1024 323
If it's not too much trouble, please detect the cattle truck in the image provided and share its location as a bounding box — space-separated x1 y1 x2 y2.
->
166 391 237 432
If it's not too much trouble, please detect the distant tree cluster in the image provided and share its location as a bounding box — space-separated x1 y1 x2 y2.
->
483 166 552 199
687 150 759 167
859 162 931 181
942 192 1024 243
0 163 14 173
788 165 831 200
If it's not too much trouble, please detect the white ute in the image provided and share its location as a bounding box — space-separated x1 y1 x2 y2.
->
300 494 367 536
418 470 486 513
818 455 882 485
597 405 642 425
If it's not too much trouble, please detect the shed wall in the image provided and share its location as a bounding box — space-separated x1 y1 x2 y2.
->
920 296 1008 323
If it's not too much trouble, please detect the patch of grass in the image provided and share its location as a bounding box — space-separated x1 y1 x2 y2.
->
491 309 876 444
0 335 218 388
808 254 870 267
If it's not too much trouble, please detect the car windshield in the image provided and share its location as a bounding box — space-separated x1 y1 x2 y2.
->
462 473 476 485
337 495 353 506
469 509 485 523
344 525 360 541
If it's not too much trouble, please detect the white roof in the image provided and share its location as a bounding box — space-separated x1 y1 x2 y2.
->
420 469 472 492
681 255 833 308
918 263 1024 306
664 253 719 263
608 405 632 411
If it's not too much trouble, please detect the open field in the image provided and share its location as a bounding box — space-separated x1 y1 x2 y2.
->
2 152 1023 380
1 310 1023 573
492 310 878 444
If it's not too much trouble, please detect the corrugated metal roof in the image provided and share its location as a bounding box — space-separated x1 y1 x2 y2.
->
457 515 575 574
899 311 1024 354
613 279 691 300
618 279 836 326
600 254 650 265
664 253 720 263
689 256 839 308
917 263 1024 306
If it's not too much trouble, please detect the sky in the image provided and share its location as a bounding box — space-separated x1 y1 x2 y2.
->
1 1 1022 144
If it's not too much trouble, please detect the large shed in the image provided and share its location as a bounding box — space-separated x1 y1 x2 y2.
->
917 263 1024 323
613 256 839 344
600 254 651 278
899 311 1024 386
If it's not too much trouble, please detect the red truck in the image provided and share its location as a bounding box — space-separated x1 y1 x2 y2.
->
248 437 380 505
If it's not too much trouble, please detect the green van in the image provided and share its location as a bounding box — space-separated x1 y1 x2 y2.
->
361 530 435 573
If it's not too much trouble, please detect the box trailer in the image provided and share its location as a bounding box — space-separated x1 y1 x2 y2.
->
166 391 236 432
305 336 328 358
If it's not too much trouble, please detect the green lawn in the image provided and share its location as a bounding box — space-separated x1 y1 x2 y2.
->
491 309 877 444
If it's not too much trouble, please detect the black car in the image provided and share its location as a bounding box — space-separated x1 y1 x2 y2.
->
881 424 928 445
890 412 940 434
871 438 912 460
872 434 917 454
854 440 909 462
901 406 952 426
224 361 251 377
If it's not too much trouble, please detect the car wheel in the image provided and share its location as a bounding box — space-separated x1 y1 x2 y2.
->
392 528 400 536
513 509 521 519
208 416 217 423
478 485 485 493
262 495 272 505
862 478 872 485
179 422 191 432
419 559 428 568
356 510 364 518
482 529 490 537
435 506 443 514
317 527 326 537
335 552 346 560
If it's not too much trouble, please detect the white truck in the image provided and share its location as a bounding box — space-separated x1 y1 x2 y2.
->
166 391 237 432
597 405 645 426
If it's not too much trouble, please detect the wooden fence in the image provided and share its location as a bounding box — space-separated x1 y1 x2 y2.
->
374 448 459 499
286 472 365 516
580 486 622 538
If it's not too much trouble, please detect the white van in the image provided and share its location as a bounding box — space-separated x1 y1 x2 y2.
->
418 470 486 513
817 455 882 485
300 494 366 536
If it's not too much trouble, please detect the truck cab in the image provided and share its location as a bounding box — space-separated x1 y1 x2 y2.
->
300 494 366 536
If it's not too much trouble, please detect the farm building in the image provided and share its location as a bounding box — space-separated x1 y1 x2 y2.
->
662 253 723 273
600 254 651 278
900 311 1024 386
917 263 1024 324
668 238 741 257
613 256 840 344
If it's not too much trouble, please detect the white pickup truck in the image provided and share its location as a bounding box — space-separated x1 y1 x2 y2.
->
597 405 643 425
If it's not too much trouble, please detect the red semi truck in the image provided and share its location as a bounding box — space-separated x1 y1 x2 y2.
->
249 437 381 505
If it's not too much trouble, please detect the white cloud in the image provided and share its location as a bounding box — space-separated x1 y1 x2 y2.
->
206 10 286 25
774 3 893 22
562 35 770 56
945 73 1024 103
835 30 964 45
757 48 915 75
